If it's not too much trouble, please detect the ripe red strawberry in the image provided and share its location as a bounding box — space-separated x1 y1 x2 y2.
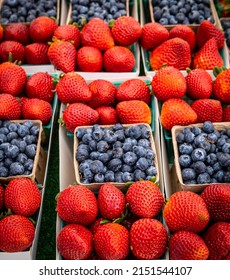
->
53 24 81 49
0 25 3 42
89 218 104 235
163 191 210 233
26 72 55 102
116 100 151 124
186 68 213 100
201 184 230 222
61 103 99 133
25 42 50 65
56 185 98 225
87 79 116 109
169 25 196 51
4 178 41 217
103 46 135 72
4 23 30 45
150 38 191 70
223 106 230 121
0 94 21 120
116 79 151 104
196 20 225 49
126 181 164 218
203 222 230 260
48 40 76 73
94 223 129 260
0 62 27 96
57 224 93 260
213 68 230 103
193 38 224 69
0 41 25 63
140 22 169 50
130 218 167 259
160 98 197 131
169 231 209 260
97 183 126 220
21 98 52 125
0 214 35 252
111 15 142 46
151 66 186 102
96 106 119 125
0 183 4 211
81 18 114 51
29 16 58 42
56 72 92 104
191 99 223 123
76 46 103 72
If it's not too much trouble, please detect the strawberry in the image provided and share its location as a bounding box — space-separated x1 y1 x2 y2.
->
0 94 21 120
103 46 135 72
223 106 230 121
81 18 114 51
0 41 25 63
89 218 104 235
150 38 191 70
26 72 55 102
96 106 119 125
48 40 76 73
191 99 223 123
193 38 224 69
4 178 41 217
203 222 230 260
61 103 99 133
213 67 230 103
53 24 81 49
0 62 27 96
0 214 35 252
169 231 209 260
196 20 225 50
94 223 129 260
201 184 230 222
87 79 116 109
0 24 3 42
163 191 210 233
111 15 142 46
4 23 30 45
151 66 186 102
0 183 4 211
130 218 167 260
126 181 164 218
57 224 93 260
185 68 213 100
29 16 58 42
160 98 197 131
76 46 103 72
25 42 50 65
116 100 151 124
21 98 52 125
140 22 169 51
97 183 126 220
169 25 196 52
56 185 98 225
116 79 151 104
56 72 92 104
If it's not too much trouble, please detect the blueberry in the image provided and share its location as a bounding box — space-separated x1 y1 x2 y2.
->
97 140 109 153
76 128 86 140
79 160 93 174
217 136 227 149
0 166 8 177
82 168 94 181
112 147 123 159
202 121 214 133
17 124 30 138
25 144 37 159
222 143 230 153
179 154 192 168
10 162 24 176
207 133 218 143
176 132 185 144
122 172 133 182
16 153 28 165
114 171 123 183
206 166 214 176
0 134 7 144
181 168 196 181
138 139 150 149
76 146 89 162
217 152 230 167
197 173 211 184
5 144 20 159
23 135 37 145
30 125 40 136
94 173 104 183
104 170 115 182
206 153 217 165
169 5 178 15
146 149 155 160
184 130 195 143
193 161 206 174
224 171 230 183
154 9 162 22
92 128 104 141
113 141 122 149
213 162 222 173
191 148 207 162
140 126 151 139
23 121 33 129
88 140 97 152
159 18 169 25
4 158 13 168
103 129 117 144
107 158 122 172
179 143 193 155
98 153 110 164
146 165 157 177
123 152 138 166
188 10 200 22
0 127 9 135
0 143 10 152
133 169 146 181
213 170 225 183
114 130 125 141
184 179 197 185
132 146 146 158
122 142 132 152
121 164 133 173
176 12 185 23
113 124 123 131
168 15 178 24
191 127 202 136
82 133 93 144
8 123 18 132
128 126 141 140
0 150 4 161
136 157 149 171
18 140 27 153
90 160 105 174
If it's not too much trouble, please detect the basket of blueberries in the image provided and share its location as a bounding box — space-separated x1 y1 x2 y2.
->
149 0 217 30
0 119 42 182
74 123 159 191
172 121 230 193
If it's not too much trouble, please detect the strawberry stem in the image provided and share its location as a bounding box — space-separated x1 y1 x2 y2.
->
213 66 227 77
